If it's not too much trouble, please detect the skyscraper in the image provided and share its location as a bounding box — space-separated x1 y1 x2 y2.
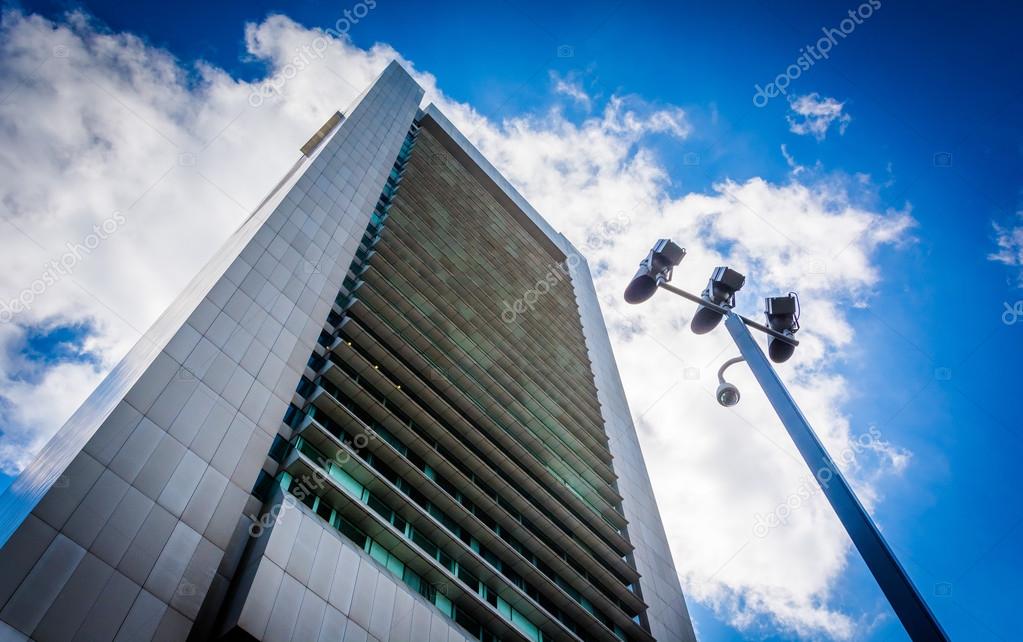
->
0 62 695 642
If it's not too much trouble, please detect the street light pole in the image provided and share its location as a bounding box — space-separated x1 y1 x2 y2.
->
655 280 949 642
625 239 947 639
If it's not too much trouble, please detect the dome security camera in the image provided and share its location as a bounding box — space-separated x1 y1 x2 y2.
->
716 381 740 407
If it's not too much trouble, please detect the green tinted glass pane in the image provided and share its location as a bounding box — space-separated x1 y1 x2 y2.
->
434 592 453 618
369 541 389 565
402 567 421 593
496 596 512 619
511 608 541 642
329 464 364 497
386 552 404 576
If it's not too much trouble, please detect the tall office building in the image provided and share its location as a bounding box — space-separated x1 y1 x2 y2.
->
0 62 695 642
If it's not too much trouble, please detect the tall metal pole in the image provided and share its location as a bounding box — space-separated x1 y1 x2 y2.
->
723 312 949 641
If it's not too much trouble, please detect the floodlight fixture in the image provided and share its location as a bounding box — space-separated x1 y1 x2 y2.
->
765 293 800 363
690 266 746 334
624 239 686 304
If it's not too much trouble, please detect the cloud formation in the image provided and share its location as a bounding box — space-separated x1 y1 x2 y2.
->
989 213 1023 284
550 71 591 109
787 93 852 141
0 10 913 639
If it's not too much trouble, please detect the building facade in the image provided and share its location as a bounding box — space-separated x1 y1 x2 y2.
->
0 62 695 642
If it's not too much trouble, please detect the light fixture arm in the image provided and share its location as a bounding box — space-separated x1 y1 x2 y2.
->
717 356 746 384
656 277 798 346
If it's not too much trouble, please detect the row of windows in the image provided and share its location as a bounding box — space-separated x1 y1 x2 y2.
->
277 472 507 642
291 409 629 640
314 332 635 589
354 259 624 523
294 383 638 629
377 142 611 456
331 296 628 547
281 448 554 642
369 211 617 480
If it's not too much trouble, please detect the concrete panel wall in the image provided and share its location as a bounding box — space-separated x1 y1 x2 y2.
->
0 61 424 641
221 503 473 642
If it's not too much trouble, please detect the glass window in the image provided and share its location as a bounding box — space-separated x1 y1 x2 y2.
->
330 465 364 497
251 470 274 501
366 493 392 521
391 514 407 535
315 498 333 523
300 489 316 510
338 519 367 549
511 608 542 642
455 608 482 639
434 592 453 618
385 552 404 576
370 541 389 566
438 550 454 573
411 527 437 558
496 596 512 619
457 565 479 594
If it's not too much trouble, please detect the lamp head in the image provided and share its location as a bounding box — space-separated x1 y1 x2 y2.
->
691 266 746 334
765 293 800 363
624 239 687 304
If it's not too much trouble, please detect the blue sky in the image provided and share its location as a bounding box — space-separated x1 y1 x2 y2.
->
1 1 1021 640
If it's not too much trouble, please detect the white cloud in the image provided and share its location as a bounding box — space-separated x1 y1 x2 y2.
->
0 10 914 639
787 93 852 141
781 143 806 175
550 71 591 109
989 213 1023 284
